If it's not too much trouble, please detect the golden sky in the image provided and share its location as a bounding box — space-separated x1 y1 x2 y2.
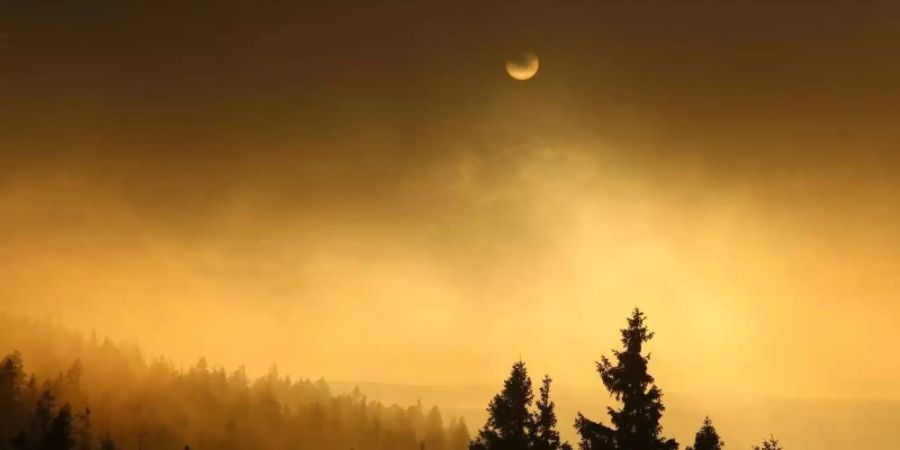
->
2 2 900 446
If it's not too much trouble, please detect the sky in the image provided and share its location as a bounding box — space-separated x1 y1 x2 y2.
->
2 0 900 442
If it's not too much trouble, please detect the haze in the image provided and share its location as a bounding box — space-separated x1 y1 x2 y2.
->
2 2 900 449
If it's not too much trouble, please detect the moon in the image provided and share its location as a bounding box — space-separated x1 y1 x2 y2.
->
505 52 539 81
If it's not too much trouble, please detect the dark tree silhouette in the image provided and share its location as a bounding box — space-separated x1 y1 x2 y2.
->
33 391 57 443
575 309 678 450
0 352 24 407
471 362 570 450
752 437 781 450
1 352 27 445
470 361 534 450
685 417 723 450
44 403 74 450
530 376 571 450
74 408 93 450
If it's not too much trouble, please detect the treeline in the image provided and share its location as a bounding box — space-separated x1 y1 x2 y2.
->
1 310 786 450
0 315 469 450
469 309 783 450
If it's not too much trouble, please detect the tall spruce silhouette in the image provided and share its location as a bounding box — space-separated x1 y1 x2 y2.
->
530 376 572 450
1 352 26 443
685 417 723 450
470 361 534 450
33 391 58 444
44 403 74 450
575 308 678 450
74 408 93 450
471 362 570 450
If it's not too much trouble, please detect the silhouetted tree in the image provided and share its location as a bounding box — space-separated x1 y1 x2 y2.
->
1 352 27 444
424 406 446 450
530 376 571 450
685 417 723 450
752 437 781 450
470 361 534 450
33 391 57 443
448 418 469 450
44 403 74 450
575 309 678 450
73 408 93 450
0 352 24 407
64 362 82 388
470 362 570 450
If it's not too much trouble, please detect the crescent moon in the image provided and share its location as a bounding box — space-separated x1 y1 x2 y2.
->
505 52 539 81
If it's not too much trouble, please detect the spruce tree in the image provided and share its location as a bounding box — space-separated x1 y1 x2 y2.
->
1 353 26 450
530 376 571 450
33 391 57 443
74 408 93 450
752 436 781 450
448 418 470 450
0 352 24 408
44 403 73 450
470 361 534 450
471 362 571 450
424 406 447 450
685 417 723 450
576 309 678 450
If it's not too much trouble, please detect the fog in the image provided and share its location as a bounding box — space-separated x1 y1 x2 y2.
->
2 2 900 449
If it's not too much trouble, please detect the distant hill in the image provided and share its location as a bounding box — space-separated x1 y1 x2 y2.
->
330 379 900 449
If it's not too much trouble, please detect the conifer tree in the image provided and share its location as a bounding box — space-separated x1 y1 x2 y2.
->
470 361 534 450
424 406 447 450
74 408 93 450
33 391 57 442
576 309 678 450
471 362 570 450
685 417 723 450
1 353 26 449
44 403 74 450
0 352 24 407
530 376 571 450
448 417 470 450
752 436 781 450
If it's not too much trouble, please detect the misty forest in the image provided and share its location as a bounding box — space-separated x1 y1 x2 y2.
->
1 310 780 450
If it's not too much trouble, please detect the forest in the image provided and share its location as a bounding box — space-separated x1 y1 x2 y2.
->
0 310 780 450
0 314 468 450
466 309 782 450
